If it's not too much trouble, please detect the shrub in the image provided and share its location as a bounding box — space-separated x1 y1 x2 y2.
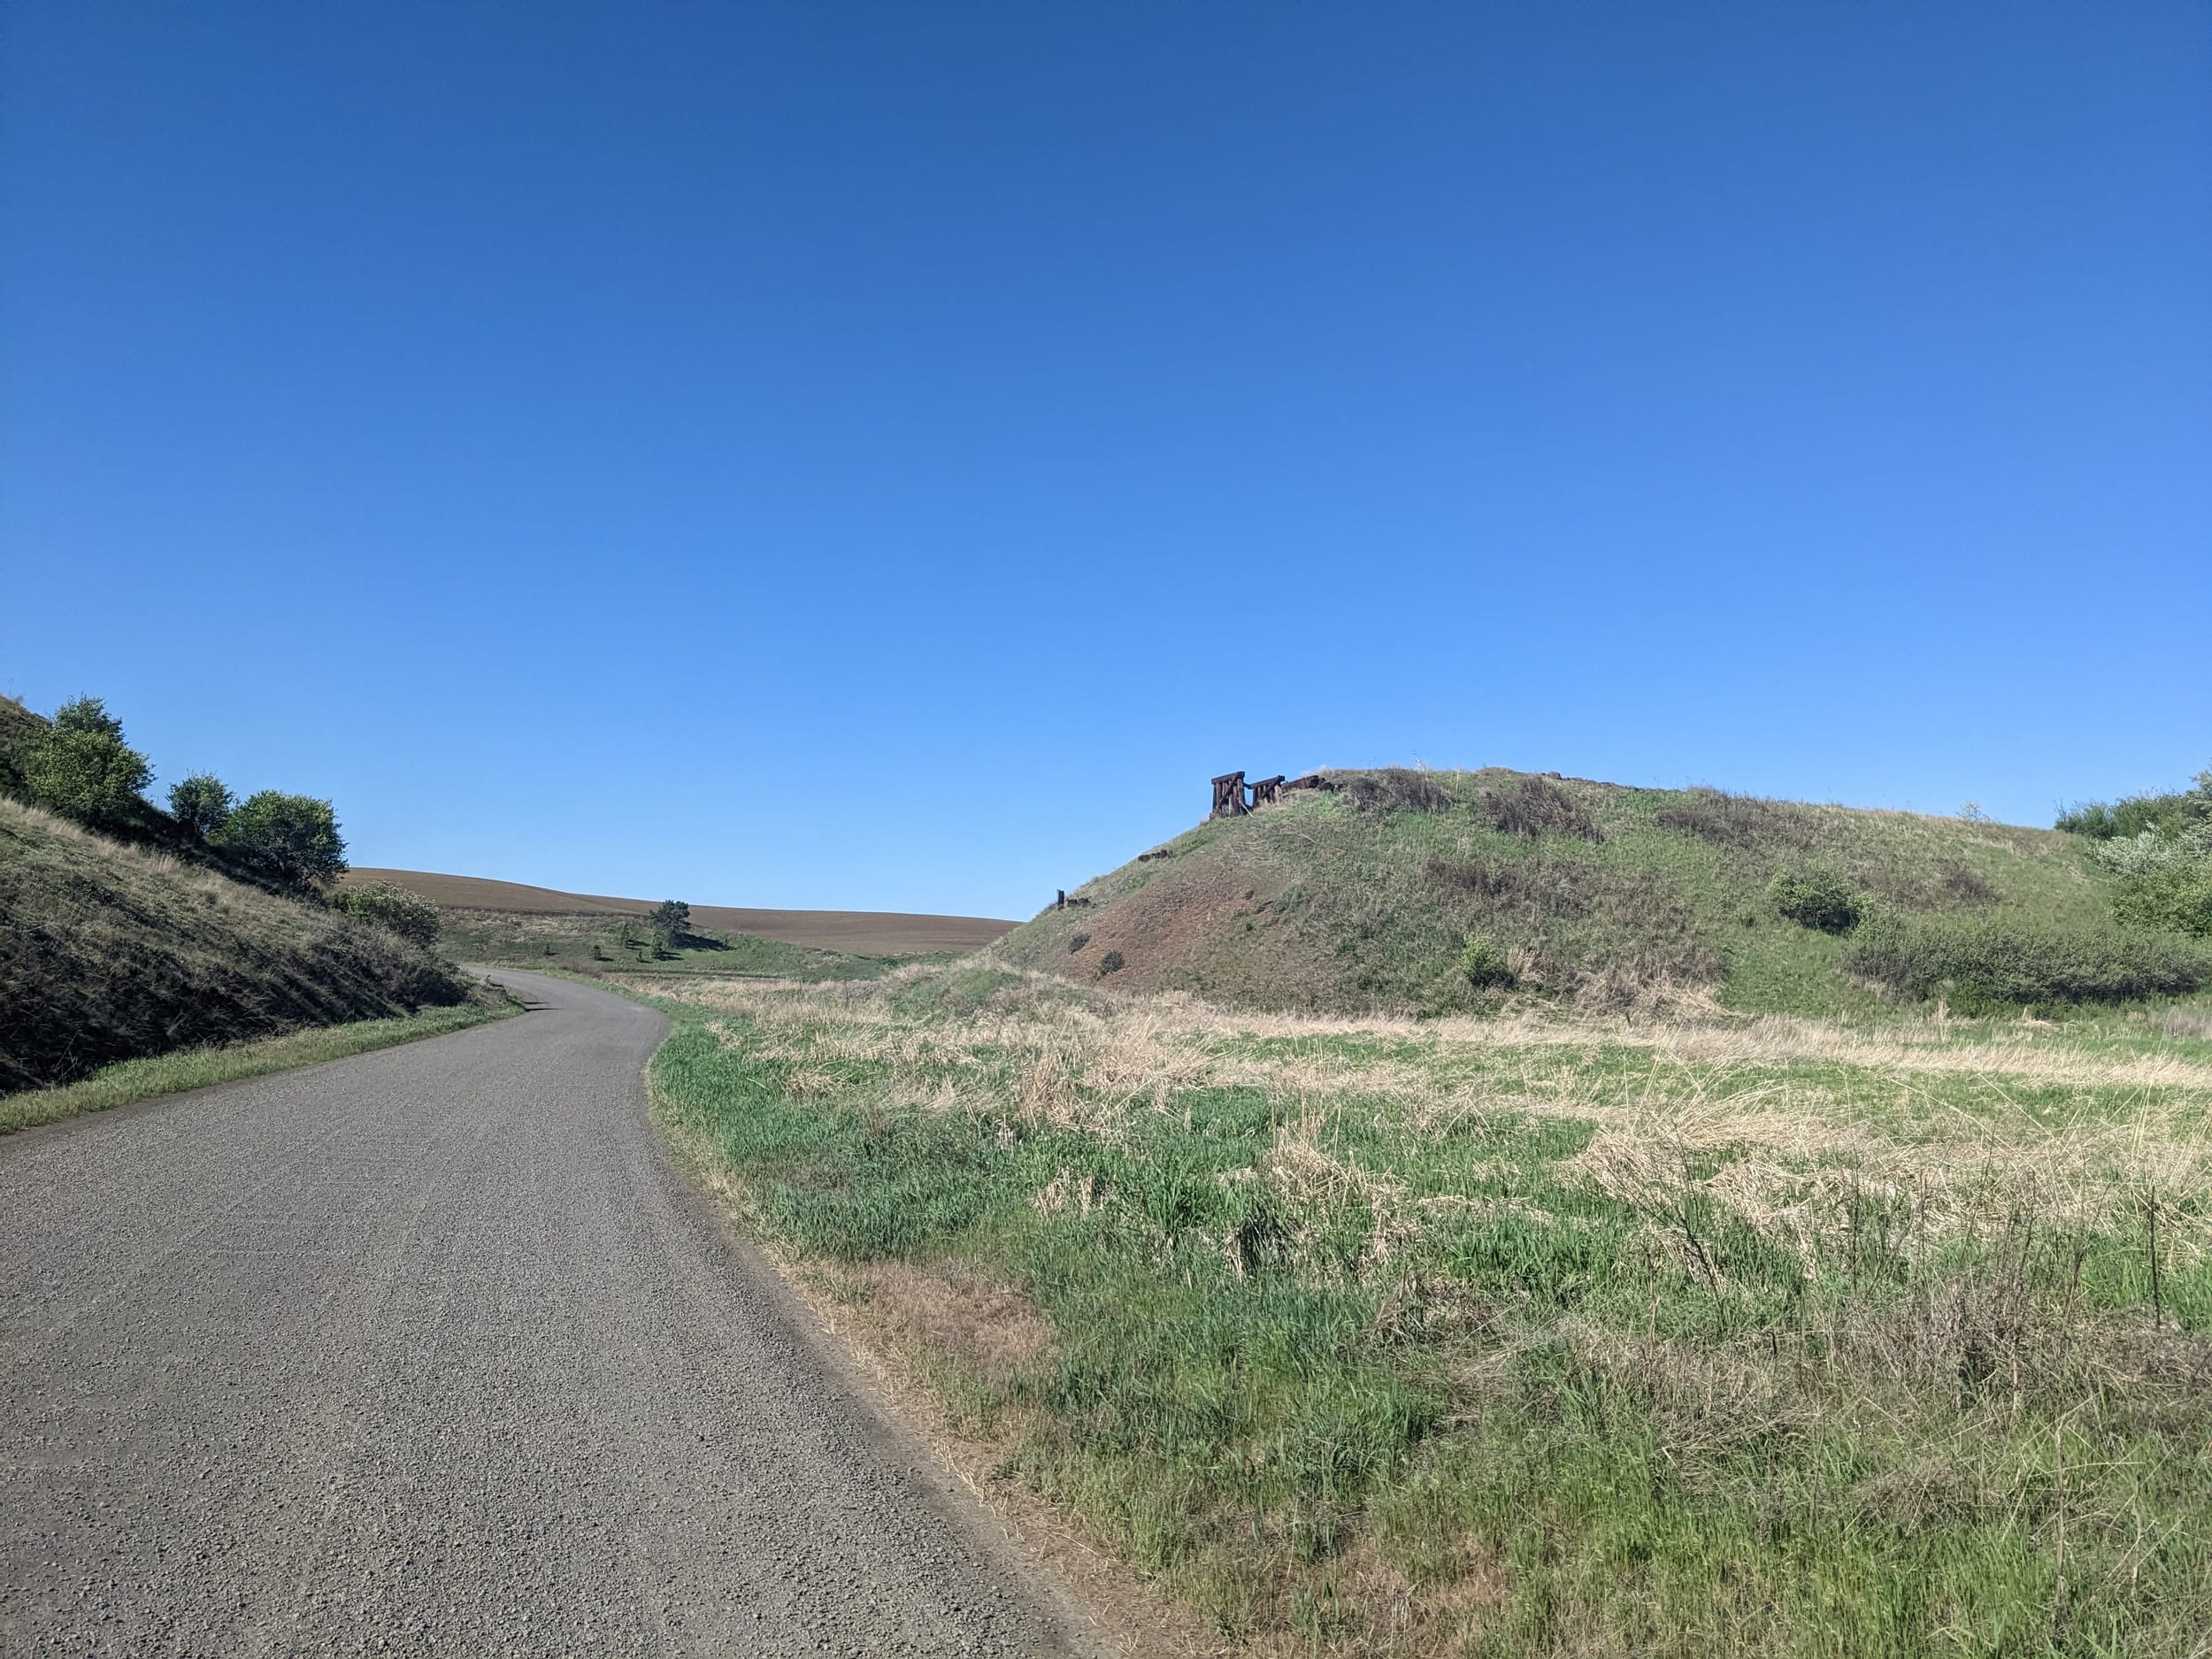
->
1068 933 1090 954
331 880 442 950
1459 935 1515 989
2096 825 2212 937
1343 769 1452 814
2057 770 2210 841
216 792 347 883
1098 949 1125 978
25 727 152 826
1479 777 1602 841
1653 787 1818 850
2112 865 2212 937
1842 913 2208 1009
1768 866 1862 933
167 772 234 839
1938 863 2000 907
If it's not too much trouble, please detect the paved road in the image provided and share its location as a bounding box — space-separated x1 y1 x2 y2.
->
0 970 1102 1657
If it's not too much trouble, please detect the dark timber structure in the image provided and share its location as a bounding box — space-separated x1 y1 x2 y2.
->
1212 770 1332 818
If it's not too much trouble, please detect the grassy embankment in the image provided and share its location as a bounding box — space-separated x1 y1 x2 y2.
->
993 770 2193 1018
0 792 480 1098
641 775 2212 1656
0 996 517 1135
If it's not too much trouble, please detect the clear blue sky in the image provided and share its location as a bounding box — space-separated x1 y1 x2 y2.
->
4 4 2207 919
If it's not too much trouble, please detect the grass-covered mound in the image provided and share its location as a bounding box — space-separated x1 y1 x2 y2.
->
0 796 469 1093
994 769 2201 1018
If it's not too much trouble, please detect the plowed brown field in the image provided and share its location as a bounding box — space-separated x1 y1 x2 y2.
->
344 869 1018 956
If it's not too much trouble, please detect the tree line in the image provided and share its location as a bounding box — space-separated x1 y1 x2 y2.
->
7 695 347 884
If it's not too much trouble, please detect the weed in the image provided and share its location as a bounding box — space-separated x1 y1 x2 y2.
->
1458 936 1514 989
1654 787 1820 850
1343 769 1453 815
1479 776 1603 841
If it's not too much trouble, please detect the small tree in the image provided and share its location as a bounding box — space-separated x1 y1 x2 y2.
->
217 791 348 883
167 772 235 839
26 726 151 826
331 879 441 949
649 899 691 950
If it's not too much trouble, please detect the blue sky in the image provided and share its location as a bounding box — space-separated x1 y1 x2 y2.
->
4 3 2207 919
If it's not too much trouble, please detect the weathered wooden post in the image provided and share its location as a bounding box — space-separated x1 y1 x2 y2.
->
1057 888 1066 910
1211 772 1248 818
1249 775 1286 808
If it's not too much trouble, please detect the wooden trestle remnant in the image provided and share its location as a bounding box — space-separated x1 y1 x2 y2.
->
1213 769 1331 818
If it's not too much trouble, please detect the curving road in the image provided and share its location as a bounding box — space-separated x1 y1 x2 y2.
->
0 970 1104 1657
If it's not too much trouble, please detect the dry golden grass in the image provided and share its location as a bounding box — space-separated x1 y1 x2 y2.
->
645 966 2212 1280
645 957 2212 1655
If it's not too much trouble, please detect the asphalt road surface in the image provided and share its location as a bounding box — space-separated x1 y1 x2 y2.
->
0 970 1105 1657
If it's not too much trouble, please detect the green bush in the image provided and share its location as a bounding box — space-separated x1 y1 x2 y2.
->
166 772 234 839
332 879 442 950
2058 768 2211 840
2111 864 2212 938
25 727 152 826
1459 935 1515 988
1842 912 2208 1009
2097 825 2212 938
1767 865 1862 933
215 791 347 883
1098 949 1125 978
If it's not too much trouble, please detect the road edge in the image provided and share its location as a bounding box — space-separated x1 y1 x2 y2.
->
641 1063 1217 1659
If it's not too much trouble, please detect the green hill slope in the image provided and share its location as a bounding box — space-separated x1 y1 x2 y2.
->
993 768 2193 1017
0 796 470 1092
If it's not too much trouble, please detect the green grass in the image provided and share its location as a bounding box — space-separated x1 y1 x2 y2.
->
0 991 518 1134
432 906 905 981
641 964 2212 1656
991 772 2156 1021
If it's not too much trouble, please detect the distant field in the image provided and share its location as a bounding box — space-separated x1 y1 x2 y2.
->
345 868 1018 956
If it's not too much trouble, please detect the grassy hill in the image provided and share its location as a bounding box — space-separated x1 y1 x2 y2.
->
993 768 2197 1018
0 796 472 1094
